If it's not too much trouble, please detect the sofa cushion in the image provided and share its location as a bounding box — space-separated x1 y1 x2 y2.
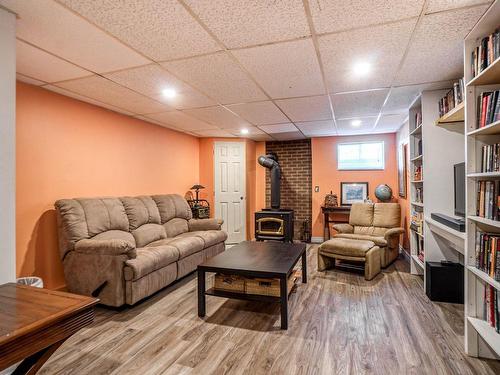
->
132 223 166 248
349 203 374 227
373 203 400 228
120 196 161 230
92 230 136 247
319 238 375 258
166 236 204 259
335 233 387 247
152 194 192 223
176 230 227 248
353 226 389 237
164 218 189 237
124 245 179 281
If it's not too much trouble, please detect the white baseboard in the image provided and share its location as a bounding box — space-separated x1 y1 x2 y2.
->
311 236 324 244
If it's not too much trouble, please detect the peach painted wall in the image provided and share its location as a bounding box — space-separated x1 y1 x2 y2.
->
311 133 399 238
396 121 410 254
16 82 200 289
198 138 266 240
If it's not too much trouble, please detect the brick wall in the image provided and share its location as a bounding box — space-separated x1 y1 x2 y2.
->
265 139 312 240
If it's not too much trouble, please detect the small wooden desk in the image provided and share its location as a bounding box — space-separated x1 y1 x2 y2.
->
0 283 98 375
321 206 351 240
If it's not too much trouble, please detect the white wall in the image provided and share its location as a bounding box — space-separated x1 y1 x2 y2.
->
0 8 16 284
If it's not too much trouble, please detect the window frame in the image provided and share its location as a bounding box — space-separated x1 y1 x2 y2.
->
337 141 385 171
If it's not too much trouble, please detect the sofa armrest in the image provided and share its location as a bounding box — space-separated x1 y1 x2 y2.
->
384 227 404 240
188 218 223 231
332 223 354 234
74 239 136 258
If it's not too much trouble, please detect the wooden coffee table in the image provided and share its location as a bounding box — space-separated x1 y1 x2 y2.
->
0 283 98 374
197 241 307 329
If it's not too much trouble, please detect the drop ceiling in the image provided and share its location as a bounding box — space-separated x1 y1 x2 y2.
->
3 0 493 140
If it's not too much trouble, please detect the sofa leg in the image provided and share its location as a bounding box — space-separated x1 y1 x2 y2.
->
317 251 335 271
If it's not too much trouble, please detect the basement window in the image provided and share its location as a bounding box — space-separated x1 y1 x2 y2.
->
337 141 385 170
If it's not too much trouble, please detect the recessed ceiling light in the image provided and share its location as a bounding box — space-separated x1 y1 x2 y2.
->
161 88 177 98
351 119 362 127
353 61 371 76
240 128 249 134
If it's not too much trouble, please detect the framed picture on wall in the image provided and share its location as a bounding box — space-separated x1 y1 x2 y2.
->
398 143 408 198
340 182 369 206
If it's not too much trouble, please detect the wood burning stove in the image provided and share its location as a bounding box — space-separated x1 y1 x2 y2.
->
255 153 294 242
255 209 294 242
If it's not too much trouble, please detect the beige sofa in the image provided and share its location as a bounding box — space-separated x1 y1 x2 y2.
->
332 203 403 268
55 194 227 307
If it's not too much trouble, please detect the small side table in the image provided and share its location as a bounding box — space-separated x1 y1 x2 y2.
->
0 283 98 374
321 206 351 240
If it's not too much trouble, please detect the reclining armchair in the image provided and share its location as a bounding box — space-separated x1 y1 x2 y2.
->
332 202 404 268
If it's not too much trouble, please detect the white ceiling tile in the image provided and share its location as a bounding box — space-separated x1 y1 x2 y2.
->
183 106 251 129
233 39 324 98
275 95 332 122
259 123 298 134
295 120 337 136
310 0 423 34
16 73 46 86
54 75 171 114
133 115 179 130
43 84 135 116
336 116 378 135
104 64 217 109
192 129 236 138
144 111 217 131
376 114 407 131
395 5 489 85
185 0 309 48
250 134 274 141
163 52 267 104
228 126 265 136
226 101 289 125
319 19 417 93
426 0 492 13
16 39 91 83
272 131 306 141
383 81 454 113
0 0 150 72
58 0 221 61
331 89 389 119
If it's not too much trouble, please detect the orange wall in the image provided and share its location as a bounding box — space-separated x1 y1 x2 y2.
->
198 138 266 240
16 82 200 289
311 133 399 238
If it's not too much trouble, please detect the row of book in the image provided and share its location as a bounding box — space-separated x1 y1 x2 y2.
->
480 143 500 172
475 232 500 281
477 90 500 129
471 28 500 78
476 180 500 220
438 79 465 117
410 210 423 234
484 285 500 334
414 110 422 128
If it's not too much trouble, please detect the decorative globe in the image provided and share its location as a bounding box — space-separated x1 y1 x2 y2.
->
375 184 393 202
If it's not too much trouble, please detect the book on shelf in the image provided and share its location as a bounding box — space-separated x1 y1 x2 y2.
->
483 284 500 334
415 187 423 203
438 78 465 117
416 236 424 262
475 231 500 281
476 180 500 220
410 210 424 234
413 165 423 181
414 110 422 128
476 90 500 129
481 143 500 172
471 28 500 78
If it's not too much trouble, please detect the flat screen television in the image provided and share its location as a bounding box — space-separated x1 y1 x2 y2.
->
454 162 465 217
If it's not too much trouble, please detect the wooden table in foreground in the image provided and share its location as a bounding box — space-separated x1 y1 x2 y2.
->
0 283 98 375
197 241 307 329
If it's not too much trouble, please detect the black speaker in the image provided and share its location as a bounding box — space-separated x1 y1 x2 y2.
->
425 261 464 303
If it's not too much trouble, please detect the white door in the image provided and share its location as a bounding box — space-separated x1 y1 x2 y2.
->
214 142 246 244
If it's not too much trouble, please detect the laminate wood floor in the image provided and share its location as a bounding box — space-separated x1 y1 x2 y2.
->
39 245 500 375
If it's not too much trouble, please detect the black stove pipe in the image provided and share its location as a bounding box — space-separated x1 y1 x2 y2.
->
258 154 281 209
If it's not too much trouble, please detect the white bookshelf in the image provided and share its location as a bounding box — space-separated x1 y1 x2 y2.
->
464 0 500 359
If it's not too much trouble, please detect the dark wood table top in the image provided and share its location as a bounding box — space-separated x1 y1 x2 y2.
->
0 283 98 372
199 241 306 277
321 205 351 213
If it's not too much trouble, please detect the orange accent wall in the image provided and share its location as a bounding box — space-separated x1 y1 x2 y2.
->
16 82 200 289
198 138 266 240
311 133 399 238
